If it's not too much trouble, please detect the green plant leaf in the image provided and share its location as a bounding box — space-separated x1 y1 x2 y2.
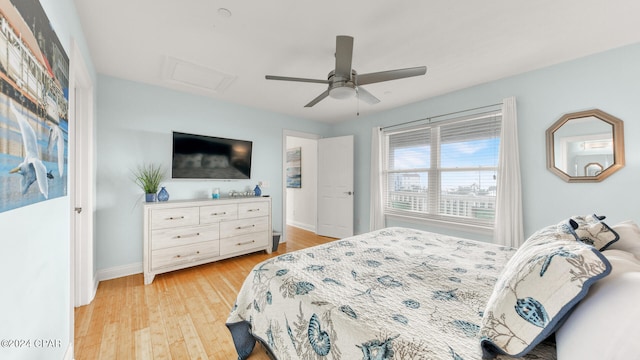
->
132 163 166 193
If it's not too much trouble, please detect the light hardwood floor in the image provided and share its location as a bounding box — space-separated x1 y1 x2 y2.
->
74 226 335 360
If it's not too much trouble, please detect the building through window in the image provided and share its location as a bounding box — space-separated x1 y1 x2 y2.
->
382 111 502 229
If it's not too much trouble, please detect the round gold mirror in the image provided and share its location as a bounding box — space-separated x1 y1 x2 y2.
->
546 109 624 182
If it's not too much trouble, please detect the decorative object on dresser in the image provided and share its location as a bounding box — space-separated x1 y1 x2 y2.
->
133 163 166 202
157 186 169 201
143 197 272 284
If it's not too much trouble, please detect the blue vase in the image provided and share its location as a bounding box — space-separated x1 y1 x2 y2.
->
145 193 156 202
254 185 262 196
158 187 169 201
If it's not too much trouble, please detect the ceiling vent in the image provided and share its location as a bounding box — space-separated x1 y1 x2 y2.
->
162 56 236 93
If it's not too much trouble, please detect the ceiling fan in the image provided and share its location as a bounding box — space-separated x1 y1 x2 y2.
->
265 35 427 107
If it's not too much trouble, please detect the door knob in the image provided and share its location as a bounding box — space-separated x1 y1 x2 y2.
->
75 207 82 214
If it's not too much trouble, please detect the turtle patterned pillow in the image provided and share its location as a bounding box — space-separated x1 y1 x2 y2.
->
479 221 612 358
568 214 619 251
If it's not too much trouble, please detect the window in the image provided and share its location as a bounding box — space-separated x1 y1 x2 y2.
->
382 111 502 229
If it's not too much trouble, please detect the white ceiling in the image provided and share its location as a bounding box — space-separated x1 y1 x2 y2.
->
73 0 640 123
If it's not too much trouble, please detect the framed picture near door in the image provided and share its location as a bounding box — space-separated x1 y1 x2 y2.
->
0 0 70 213
286 147 301 188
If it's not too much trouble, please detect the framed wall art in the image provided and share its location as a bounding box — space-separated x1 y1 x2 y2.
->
286 147 301 188
0 0 69 213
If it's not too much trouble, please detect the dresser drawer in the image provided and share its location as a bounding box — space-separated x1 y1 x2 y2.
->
238 201 269 219
200 204 237 224
143 197 271 284
151 241 219 270
220 232 269 256
151 207 199 229
151 224 219 251
220 216 269 238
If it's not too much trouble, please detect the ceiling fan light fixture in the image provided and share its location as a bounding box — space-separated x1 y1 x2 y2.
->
264 36 426 107
329 84 356 99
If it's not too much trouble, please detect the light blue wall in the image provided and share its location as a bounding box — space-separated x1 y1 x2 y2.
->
331 42 640 239
96 76 331 270
0 0 95 359
1 200 70 359
97 43 640 272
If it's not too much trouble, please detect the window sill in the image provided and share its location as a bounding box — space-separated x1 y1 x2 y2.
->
385 213 494 239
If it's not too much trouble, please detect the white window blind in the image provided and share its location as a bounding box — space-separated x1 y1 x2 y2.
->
383 111 502 229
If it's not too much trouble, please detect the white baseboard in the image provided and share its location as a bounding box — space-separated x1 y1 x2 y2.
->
92 272 99 299
286 220 316 233
63 342 74 360
97 262 143 282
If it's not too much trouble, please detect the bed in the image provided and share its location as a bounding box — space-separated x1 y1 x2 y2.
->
226 216 640 360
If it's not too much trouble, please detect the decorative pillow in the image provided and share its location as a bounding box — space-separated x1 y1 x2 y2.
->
555 249 640 359
568 214 619 251
479 221 612 358
609 220 640 255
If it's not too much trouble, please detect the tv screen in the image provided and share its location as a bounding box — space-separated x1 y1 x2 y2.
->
172 132 252 179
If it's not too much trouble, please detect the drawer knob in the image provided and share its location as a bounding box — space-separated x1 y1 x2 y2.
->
212 212 227 216
236 224 256 230
167 216 185 220
237 240 256 246
176 232 200 239
174 250 200 259
247 208 260 212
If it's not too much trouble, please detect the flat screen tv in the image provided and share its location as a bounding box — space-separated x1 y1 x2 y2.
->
172 131 252 180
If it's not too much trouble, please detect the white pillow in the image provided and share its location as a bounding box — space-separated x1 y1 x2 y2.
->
609 220 640 255
555 249 640 360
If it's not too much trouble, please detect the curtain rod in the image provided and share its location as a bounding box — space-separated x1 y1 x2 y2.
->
381 102 502 130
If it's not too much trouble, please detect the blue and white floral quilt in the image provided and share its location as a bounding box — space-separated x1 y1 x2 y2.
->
226 227 556 359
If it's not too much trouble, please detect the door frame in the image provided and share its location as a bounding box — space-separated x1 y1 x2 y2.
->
282 130 320 242
69 38 96 308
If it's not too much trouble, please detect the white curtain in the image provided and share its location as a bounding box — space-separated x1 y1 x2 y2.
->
369 126 385 231
494 97 524 247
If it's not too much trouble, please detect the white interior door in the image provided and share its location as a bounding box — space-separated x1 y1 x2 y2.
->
70 40 96 307
317 135 354 238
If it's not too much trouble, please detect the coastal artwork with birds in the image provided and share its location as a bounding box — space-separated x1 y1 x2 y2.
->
0 0 69 213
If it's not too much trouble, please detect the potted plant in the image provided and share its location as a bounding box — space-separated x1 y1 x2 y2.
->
133 163 165 202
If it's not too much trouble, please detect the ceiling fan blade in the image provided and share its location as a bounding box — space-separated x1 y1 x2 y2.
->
334 35 354 79
265 75 330 84
356 66 427 86
304 89 330 107
356 86 380 105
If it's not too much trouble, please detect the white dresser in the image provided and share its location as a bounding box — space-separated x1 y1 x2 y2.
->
143 197 272 284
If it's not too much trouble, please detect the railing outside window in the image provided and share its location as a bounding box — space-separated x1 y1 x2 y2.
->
382 111 502 230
